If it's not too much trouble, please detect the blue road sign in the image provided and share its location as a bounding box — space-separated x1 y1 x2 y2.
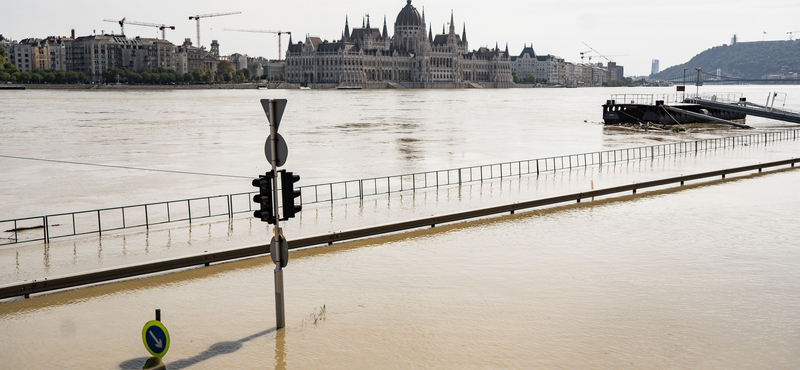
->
142 320 170 358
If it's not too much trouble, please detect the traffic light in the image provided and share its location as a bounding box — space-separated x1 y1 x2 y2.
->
252 171 275 224
280 170 301 220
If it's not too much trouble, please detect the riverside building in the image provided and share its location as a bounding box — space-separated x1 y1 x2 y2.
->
285 0 514 88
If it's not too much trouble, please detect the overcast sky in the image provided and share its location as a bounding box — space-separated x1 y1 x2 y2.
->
2 0 798 76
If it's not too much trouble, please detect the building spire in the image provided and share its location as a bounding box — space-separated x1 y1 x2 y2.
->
429 23 433 42
344 16 350 39
505 42 508 54
383 15 388 38
462 23 467 43
366 14 370 29
449 10 455 35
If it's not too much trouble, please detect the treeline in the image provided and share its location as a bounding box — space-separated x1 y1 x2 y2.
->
650 40 800 80
102 60 285 85
603 77 646 87
0 51 284 84
511 71 540 84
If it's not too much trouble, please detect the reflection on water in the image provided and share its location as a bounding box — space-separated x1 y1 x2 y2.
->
2 87 800 368
2 169 800 369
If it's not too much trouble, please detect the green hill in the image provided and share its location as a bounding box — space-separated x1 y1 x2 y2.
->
650 40 800 80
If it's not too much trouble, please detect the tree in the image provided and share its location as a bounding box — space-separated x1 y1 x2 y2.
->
66 71 79 83
0 71 10 82
77 72 88 83
191 68 203 82
522 74 537 84
203 70 214 83
43 71 55 84
217 60 235 76
512 71 520 83
54 71 66 84
238 68 251 80
18 72 31 83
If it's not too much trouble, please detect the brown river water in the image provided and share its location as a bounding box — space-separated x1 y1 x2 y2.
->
1 86 800 368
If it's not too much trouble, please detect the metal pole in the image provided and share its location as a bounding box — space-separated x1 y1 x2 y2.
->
268 99 286 330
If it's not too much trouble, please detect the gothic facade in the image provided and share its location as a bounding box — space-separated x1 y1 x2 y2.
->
285 0 513 88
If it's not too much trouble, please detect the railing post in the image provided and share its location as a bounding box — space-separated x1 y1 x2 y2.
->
145 204 149 229
360 180 364 199
227 195 232 218
97 210 102 236
188 200 192 224
43 216 49 243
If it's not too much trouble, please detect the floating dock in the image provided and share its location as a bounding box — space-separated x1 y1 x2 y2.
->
602 94 748 127
603 93 800 128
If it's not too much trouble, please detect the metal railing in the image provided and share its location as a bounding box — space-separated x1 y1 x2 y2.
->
2 158 797 299
297 128 800 205
609 93 747 106
2 128 800 246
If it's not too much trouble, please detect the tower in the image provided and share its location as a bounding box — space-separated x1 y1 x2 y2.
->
392 0 425 53
210 40 219 56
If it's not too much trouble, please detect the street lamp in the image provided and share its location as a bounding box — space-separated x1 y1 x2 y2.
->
683 68 687 101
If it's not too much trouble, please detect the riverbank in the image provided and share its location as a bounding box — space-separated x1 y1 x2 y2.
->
9 82 577 90
13 82 300 90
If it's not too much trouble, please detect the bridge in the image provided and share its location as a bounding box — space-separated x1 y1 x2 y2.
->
662 69 800 85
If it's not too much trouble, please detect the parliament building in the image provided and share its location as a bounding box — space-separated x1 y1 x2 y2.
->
285 0 513 88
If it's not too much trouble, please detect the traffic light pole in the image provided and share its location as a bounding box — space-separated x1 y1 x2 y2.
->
268 100 286 329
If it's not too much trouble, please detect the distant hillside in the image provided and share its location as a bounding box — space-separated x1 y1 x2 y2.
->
650 40 800 80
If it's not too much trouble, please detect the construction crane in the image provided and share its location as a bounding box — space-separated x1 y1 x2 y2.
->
188 12 242 48
103 19 175 40
581 42 628 63
579 50 593 63
224 29 291 61
105 17 126 35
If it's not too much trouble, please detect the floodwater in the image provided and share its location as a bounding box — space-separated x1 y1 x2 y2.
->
1 86 800 369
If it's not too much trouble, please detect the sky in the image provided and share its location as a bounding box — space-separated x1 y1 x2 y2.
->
2 0 798 76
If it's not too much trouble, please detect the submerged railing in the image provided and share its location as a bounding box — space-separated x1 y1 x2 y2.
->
2 128 799 246
2 157 798 299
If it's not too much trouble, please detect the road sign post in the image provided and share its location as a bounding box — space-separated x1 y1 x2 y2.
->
142 309 170 359
260 99 288 329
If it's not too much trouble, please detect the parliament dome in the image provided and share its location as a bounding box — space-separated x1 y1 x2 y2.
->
395 0 423 26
